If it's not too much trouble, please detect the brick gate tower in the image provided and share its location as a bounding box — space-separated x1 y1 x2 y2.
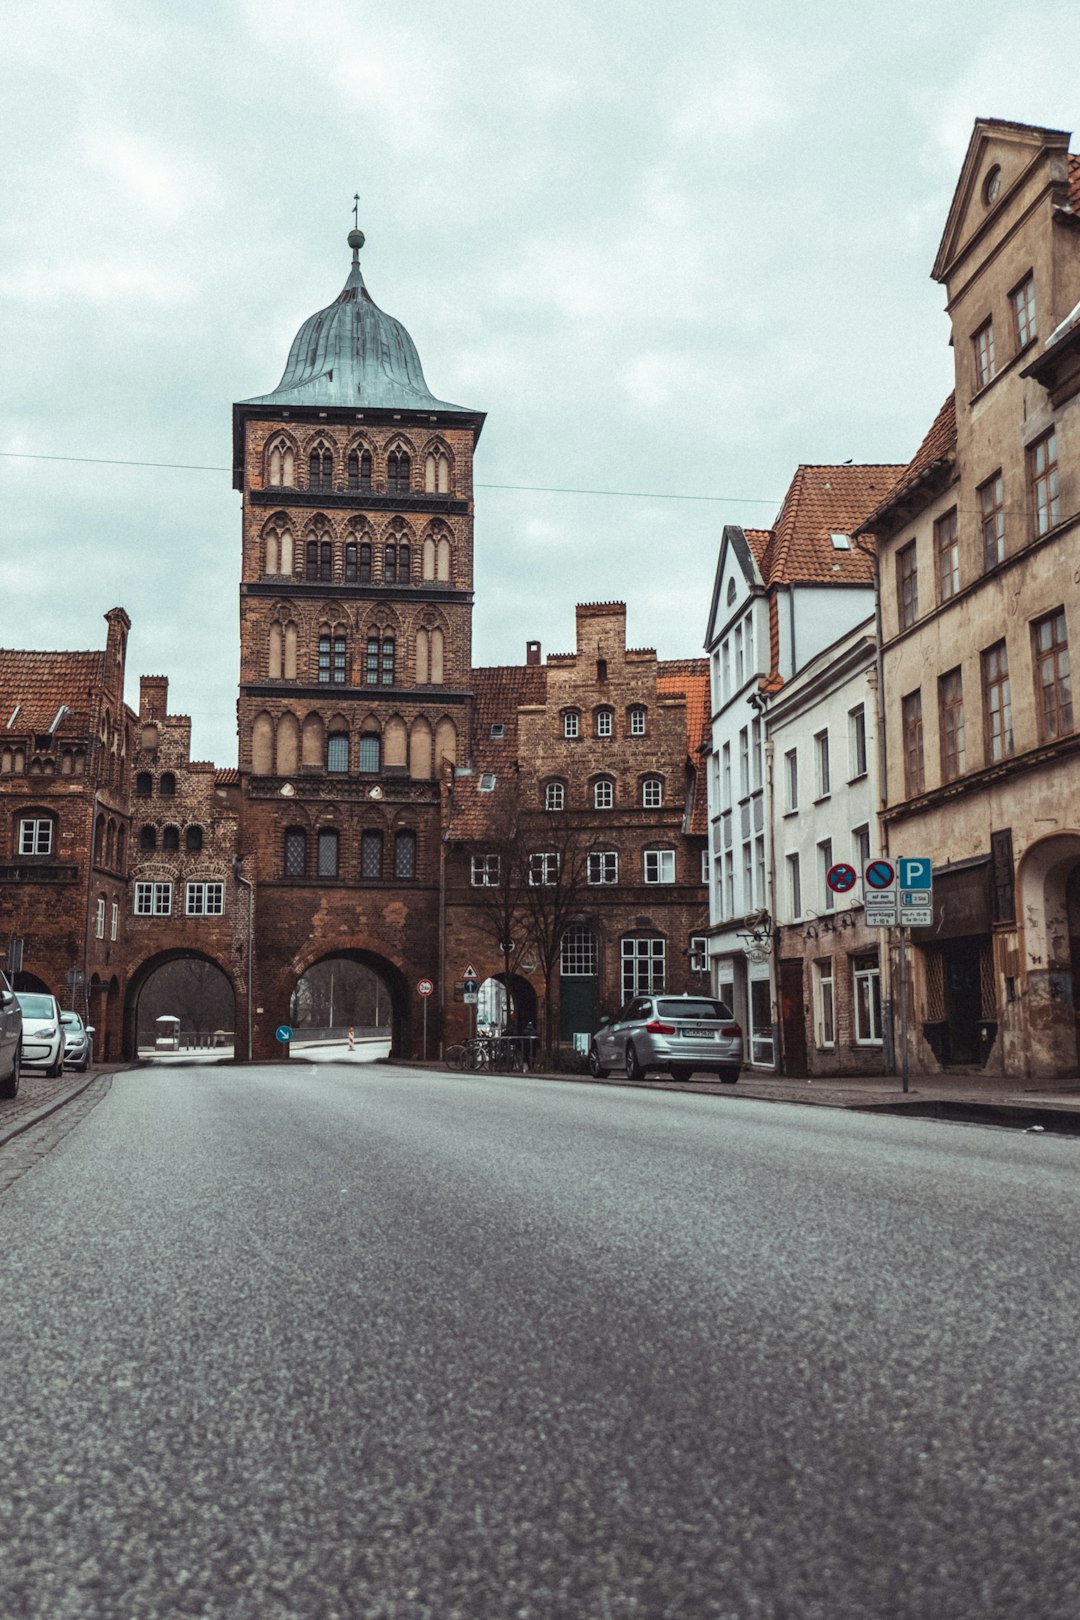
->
231 224 485 1058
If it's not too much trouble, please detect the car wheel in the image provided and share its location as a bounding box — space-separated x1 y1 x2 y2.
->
625 1042 645 1081
669 1065 693 1082
719 1067 740 1085
0 1042 19 1100
588 1045 609 1079
46 1048 64 1079
77 1054 90 1073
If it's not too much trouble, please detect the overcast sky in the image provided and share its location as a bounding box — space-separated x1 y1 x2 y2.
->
3 1 1076 763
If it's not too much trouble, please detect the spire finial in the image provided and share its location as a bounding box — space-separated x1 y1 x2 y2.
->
348 195 365 264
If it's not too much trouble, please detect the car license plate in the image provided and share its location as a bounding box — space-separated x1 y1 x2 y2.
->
681 1025 716 1039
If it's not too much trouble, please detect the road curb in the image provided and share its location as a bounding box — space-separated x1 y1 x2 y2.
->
0 1069 118 1150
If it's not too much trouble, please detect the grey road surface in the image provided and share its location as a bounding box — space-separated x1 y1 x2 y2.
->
2 1064 1079 1620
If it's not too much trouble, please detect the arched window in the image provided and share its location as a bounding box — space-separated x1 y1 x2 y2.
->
359 542 372 583
424 448 451 494
366 635 395 685
185 826 203 853
265 527 279 575
416 627 429 685
267 437 295 487
399 543 411 584
105 820 116 866
159 773 176 796
596 708 614 738
269 622 283 679
348 449 372 493
629 705 646 737
345 542 357 582
642 776 663 808
409 718 433 779
301 713 324 767
135 772 152 798
594 778 614 809
284 827 307 878
327 732 349 773
280 528 294 575
277 713 300 774
306 540 318 580
387 449 411 497
359 733 380 773
435 715 457 767
436 535 451 581
162 825 180 851
117 825 126 871
139 825 157 852
321 541 332 581
361 828 383 878
309 445 333 492
318 633 347 684
317 828 340 877
395 830 417 879
545 781 565 811
385 543 397 584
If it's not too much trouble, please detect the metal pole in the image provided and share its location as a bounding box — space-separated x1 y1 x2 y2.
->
423 996 428 1061
898 925 910 1093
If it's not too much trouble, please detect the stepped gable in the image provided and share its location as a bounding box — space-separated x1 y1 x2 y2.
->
760 462 904 585
0 647 106 733
448 662 547 838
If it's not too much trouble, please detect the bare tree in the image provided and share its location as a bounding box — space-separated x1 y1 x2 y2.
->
466 775 532 1005
517 807 594 1057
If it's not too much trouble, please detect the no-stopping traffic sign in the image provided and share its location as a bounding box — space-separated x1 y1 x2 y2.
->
826 862 858 894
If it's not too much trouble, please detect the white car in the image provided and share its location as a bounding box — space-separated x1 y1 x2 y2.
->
15 992 65 1077
0 972 22 1098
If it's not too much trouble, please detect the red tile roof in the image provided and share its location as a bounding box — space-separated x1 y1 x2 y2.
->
658 658 710 835
0 648 107 734
759 463 904 586
744 529 771 568
448 662 547 838
856 393 957 534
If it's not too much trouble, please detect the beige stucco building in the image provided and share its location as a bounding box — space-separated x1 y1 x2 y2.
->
859 119 1080 1078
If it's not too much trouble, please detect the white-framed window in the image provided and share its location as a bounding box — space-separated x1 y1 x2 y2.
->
853 824 871 891
545 782 565 811
689 936 708 973
479 773 496 792
853 954 883 1044
735 623 744 686
815 730 831 798
134 881 172 916
642 777 663 809
529 851 559 886
629 705 646 736
562 711 580 739
784 749 798 812
787 852 801 917
739 728 750 797
813 958 836 1047
471 854 500 886
644 848 675 884
185 881 225 916
596 709 613 738
751 718 763 793
95 897 106 939
819 838 834 912
722 743 731 809
594 778 614 809
700 848 709 883
742 841 753 909
588 849 618 885
110 901 119 941
721 640 731 701
849 705 868 779
755 835 766 906
621 936 665 999
560 925 598 977
723 849 734 917
18 818 52 855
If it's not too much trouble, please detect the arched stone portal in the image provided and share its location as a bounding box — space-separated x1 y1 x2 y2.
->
123 950 238 1061
277 945 411 1061
1017 832 1080 1077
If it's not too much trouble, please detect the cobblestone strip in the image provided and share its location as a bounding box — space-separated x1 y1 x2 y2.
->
0 1074 113 1198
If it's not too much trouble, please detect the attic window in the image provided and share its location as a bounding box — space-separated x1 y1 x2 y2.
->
489 724 505 740
983 166 1002 206
830 533 851 550
726 580 736 606
479 773 496 792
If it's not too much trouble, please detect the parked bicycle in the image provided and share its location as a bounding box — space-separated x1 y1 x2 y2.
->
445 1035 530 1073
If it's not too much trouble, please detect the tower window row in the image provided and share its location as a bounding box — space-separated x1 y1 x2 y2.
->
250 710 458 779
265 437 453 496
263 527 453 586
268 624 447 686
283 825 418 882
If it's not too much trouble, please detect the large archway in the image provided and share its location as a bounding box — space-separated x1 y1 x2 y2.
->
288 949 404 1061
477 972 538 1035
123 951 238 1061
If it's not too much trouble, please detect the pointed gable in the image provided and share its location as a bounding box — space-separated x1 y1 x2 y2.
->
706 524 765 645
932 118 1071 284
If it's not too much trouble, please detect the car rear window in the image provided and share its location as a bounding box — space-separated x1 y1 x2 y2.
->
656 999 733 1021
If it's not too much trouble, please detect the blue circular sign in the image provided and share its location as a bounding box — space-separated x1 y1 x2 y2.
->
827 862 857 893
865 860 895 891
276 1025 292 1043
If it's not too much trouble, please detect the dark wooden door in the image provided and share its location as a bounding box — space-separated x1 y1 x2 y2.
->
779 958 808 1076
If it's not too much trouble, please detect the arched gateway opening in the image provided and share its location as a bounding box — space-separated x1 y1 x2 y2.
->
289 951 403 1061
1018 832 1080 1076
124 951 237 1060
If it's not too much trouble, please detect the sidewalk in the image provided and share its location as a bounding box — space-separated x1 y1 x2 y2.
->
0 1065 125 1150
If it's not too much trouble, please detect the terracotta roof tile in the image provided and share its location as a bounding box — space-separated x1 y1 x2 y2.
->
0 648 106 734
447 663 547 839
657 659 710 835
761 463 904 586
1069 153 1080 213
855 393 957 533
744 529 771 567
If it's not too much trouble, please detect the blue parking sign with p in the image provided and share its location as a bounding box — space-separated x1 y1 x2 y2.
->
898 857 932 889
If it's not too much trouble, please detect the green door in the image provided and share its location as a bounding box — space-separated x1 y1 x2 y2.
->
559 976 599 1042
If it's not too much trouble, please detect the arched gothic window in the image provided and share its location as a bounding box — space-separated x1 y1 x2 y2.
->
345 542 357 583
306 539 333 582
387 449 411 497
359 542 372 583
162 825 180 852
361 828 383 878
317 828 340 877
348 449 373 493
399 542 411 584
424 448 451 494
359 733 380 773
159 773 176 796
385 543 397 585
327 733 349 773
309 445 333 492
267 437 295 487
135 771 152 798
366 635 395 686
395 830 417 879
318 632 347 685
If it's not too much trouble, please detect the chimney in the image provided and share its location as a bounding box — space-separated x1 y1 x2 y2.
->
140 676 169 720
526 640 541 666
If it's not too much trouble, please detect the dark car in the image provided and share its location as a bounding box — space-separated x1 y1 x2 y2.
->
61 1012 94 1073
0 972 22 1098
590 994 743 1083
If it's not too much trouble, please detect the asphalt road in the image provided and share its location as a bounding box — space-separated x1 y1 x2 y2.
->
2 1064 1080 1619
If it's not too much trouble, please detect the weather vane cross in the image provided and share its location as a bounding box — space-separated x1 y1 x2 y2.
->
353 193 360 228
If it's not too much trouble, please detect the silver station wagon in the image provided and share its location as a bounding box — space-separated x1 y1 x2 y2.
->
590 994 743 1084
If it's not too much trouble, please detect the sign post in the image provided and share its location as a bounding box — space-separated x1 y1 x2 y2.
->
276 1023 292 1059
417 978 434 1060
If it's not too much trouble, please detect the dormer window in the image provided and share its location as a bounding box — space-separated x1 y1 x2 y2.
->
983 165 1002 206
489 724 505 740
479 772 496 792
830 533 851 550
